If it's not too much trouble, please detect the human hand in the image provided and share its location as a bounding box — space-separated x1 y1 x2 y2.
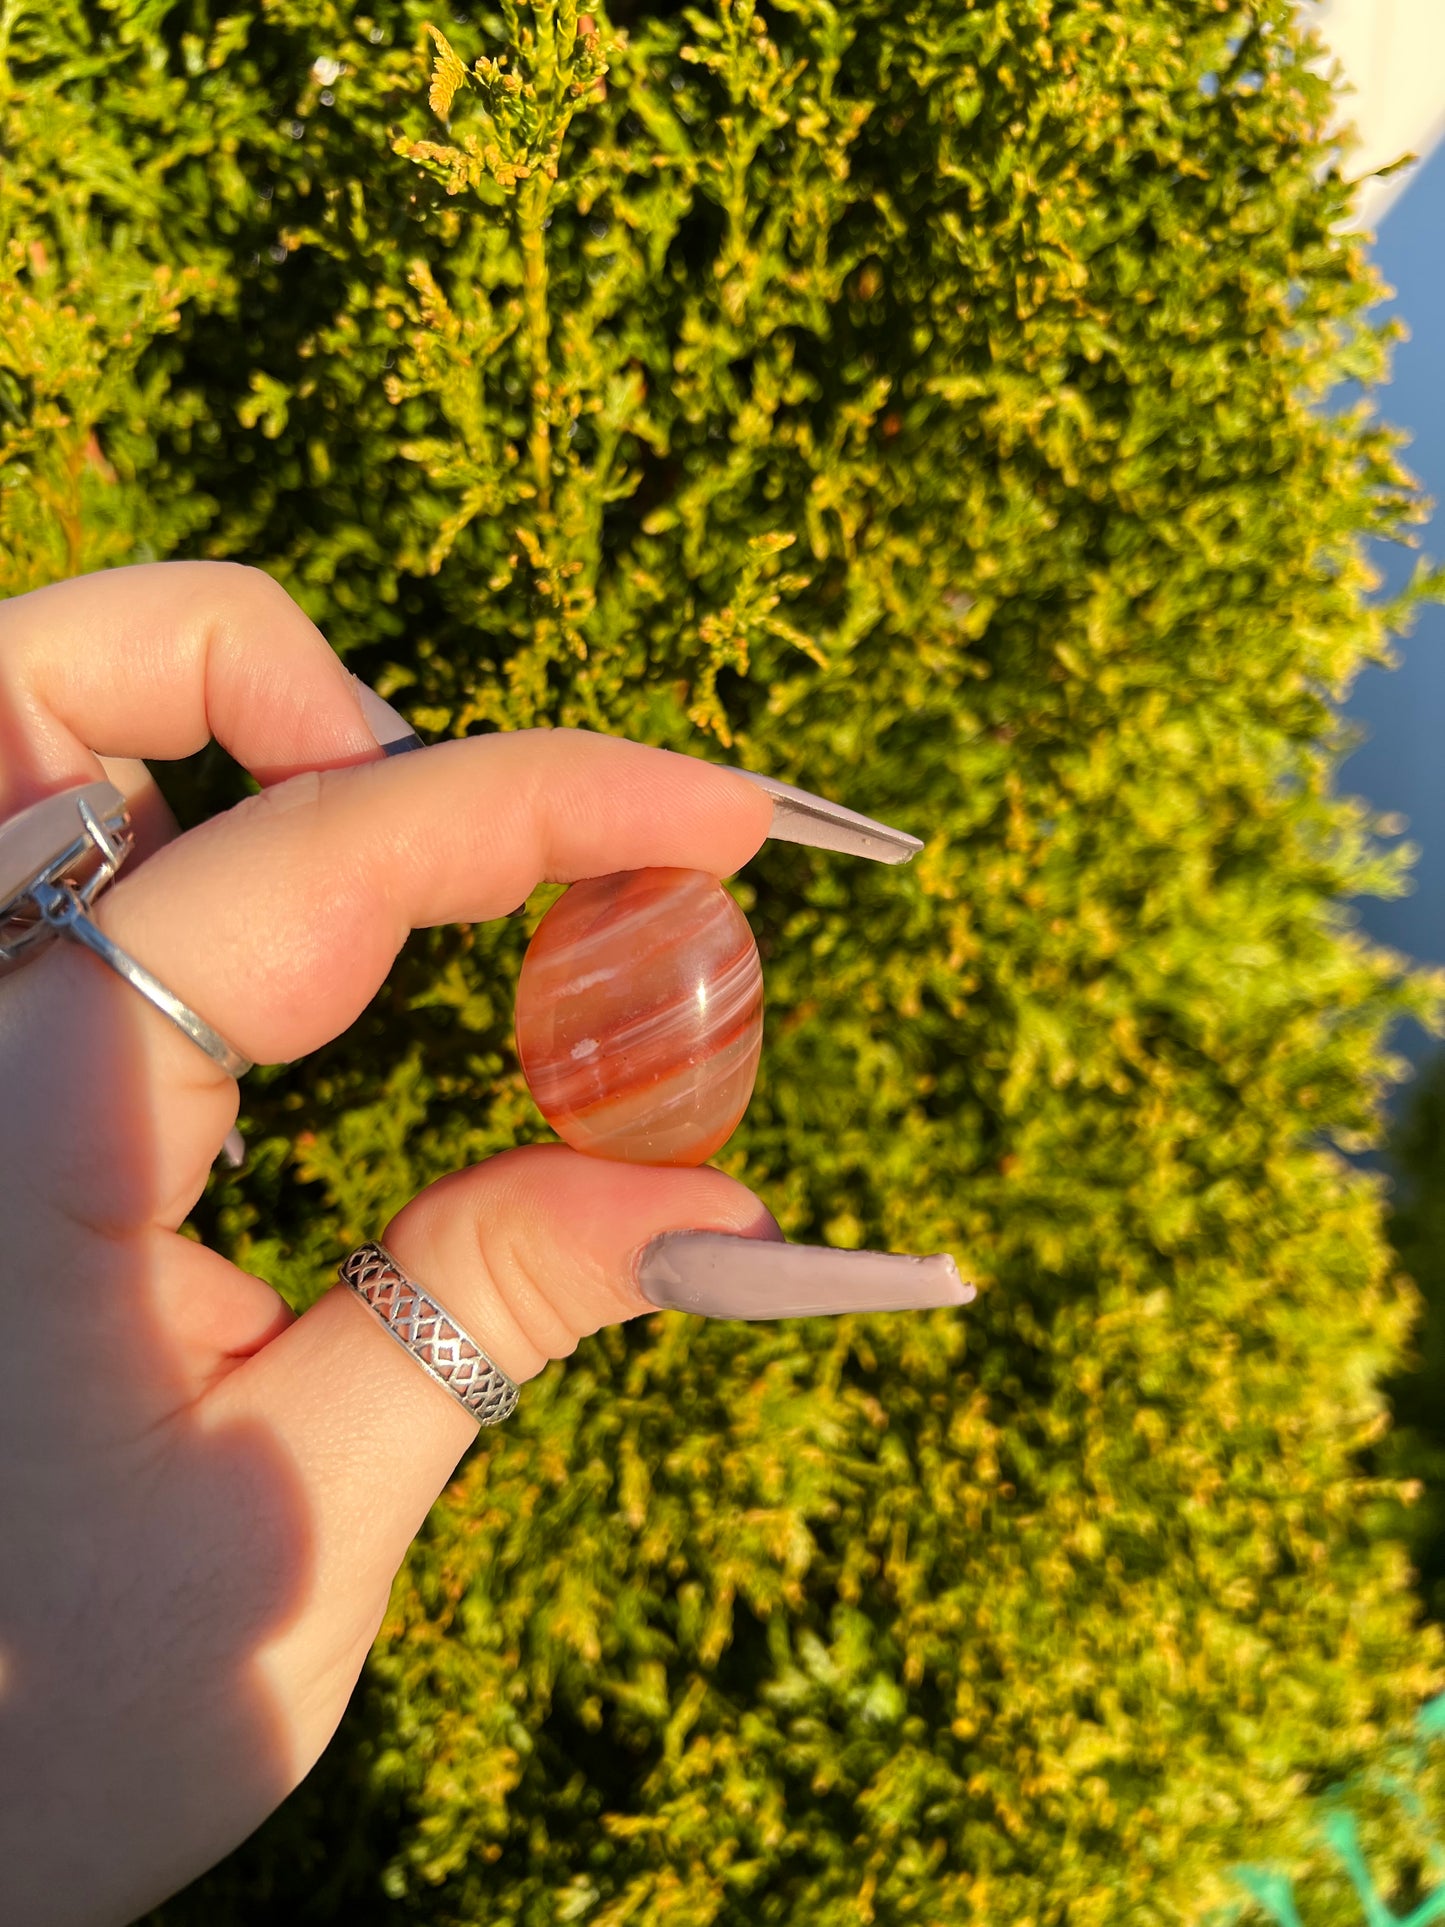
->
0 563 965 1925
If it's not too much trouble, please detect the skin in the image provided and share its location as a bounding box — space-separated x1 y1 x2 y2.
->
0 562 783 1927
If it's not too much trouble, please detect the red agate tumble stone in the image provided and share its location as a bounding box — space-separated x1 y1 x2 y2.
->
515 867 764 1166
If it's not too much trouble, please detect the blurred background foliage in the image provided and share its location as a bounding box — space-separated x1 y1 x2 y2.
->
1378 1056 1445 1633
5 0 1445 1918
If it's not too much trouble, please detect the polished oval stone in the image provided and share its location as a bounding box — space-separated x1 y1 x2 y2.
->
515 868 764 1165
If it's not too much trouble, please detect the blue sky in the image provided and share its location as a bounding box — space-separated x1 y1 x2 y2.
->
1340 138 1445 976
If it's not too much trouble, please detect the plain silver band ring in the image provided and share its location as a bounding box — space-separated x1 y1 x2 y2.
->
52 898 254 1081
1 782 253 1086
340 1242 520 1428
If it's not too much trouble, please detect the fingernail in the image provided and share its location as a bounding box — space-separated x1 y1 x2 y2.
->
352 675 426 757
729 768 923 865
634 1232 974 1320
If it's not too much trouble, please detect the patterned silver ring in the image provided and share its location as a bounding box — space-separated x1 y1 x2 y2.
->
340 1242 520 1428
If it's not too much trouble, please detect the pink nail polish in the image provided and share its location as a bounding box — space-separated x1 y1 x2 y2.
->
728 768 924 865
352 675 426 756
635 1232 974 1320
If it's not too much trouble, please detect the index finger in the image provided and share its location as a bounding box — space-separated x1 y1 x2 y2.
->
0 562 382 819
3 730 775 1231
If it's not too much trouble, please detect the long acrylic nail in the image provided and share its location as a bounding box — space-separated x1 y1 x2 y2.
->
352 675 426 756
635 1232 974 1320
730 768 923 864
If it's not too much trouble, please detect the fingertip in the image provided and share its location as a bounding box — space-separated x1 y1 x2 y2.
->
397 1140 780 1260
654 747 777 874
381 1143 782 1366
524 731 776 881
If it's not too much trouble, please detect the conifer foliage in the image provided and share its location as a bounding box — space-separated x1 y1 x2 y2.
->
5 0 1445 1918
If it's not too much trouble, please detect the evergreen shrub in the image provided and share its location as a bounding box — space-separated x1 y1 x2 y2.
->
5 0 1445 1917
1224 1690 1445 1926
1376 1052 1445 1632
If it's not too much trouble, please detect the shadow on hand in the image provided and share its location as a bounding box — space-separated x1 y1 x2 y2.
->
0 937 318 1927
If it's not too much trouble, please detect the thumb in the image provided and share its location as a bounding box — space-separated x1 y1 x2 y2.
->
206 1145 780 1741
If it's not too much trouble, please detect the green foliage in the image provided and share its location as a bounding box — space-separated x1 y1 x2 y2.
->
0 0 222 591
1373 1052 1445 1630
1219 1693 1445 1926
6 0 1445 1917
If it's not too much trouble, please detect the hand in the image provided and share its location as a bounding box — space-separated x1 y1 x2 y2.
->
0 563 783 1926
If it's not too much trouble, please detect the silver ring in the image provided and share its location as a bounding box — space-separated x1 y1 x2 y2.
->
0 781 253 1083
340 1242 520 1428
